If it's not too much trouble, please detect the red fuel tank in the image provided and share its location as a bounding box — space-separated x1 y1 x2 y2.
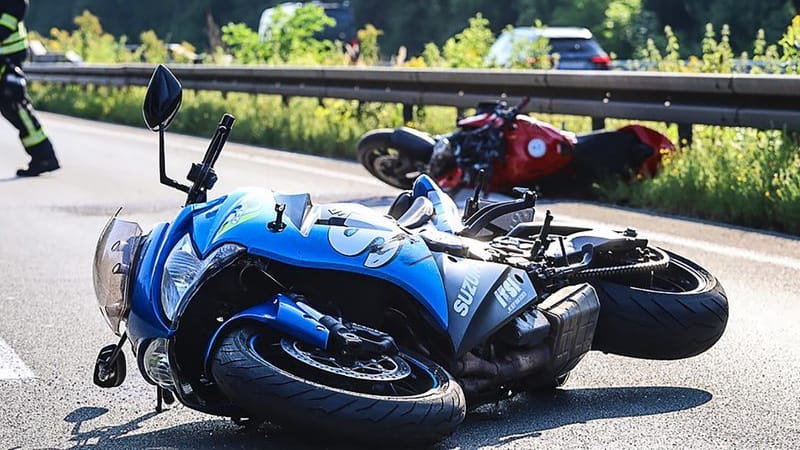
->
491 115 576 191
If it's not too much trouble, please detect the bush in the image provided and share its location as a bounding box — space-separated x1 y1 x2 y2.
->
222 4 337 65
603 126 800 234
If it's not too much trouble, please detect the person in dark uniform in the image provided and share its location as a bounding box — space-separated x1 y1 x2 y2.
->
1 0 59 176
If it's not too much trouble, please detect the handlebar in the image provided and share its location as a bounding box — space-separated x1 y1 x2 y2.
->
495 96 530 125
515 96 531 111
185 113 236 205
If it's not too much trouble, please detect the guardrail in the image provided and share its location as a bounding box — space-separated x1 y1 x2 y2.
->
25 63 800 143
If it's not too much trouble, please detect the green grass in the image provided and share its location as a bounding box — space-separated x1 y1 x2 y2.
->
605 127 800 233
30 82 800 235
31 84 457 158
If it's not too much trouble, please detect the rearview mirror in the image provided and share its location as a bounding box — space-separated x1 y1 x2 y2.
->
143 65 182 131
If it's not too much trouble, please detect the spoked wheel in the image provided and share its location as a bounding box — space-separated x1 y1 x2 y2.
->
588 249 729 360
358 143 426 190
211 325 465 446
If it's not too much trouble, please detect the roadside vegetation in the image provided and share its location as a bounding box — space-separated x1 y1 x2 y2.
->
28 8 800 234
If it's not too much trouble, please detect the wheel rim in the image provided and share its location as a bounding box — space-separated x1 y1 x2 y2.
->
279 338 412 381
368 147 422 187
595 248 708 294
249 333 441 397
648 257 706 293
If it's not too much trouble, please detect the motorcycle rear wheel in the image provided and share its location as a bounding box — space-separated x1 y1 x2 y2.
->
210 324 465 446
589 250 728 360
357 133 424 189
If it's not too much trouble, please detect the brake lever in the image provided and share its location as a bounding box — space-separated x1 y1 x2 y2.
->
463 169 486 220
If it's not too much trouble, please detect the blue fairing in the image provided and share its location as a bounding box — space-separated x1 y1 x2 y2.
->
126 187 450 352
194 188 449 329
126 196 229 348
126 221 170 349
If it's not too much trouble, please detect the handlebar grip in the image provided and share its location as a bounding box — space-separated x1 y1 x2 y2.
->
220 113 236 129
208 114 236 166
517 96 531 111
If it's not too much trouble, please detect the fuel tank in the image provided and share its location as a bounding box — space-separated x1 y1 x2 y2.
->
492 115 576 191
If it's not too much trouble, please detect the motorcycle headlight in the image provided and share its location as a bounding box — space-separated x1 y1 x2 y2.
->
160 234 244 322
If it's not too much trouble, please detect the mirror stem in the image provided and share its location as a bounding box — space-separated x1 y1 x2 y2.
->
158 128 190 194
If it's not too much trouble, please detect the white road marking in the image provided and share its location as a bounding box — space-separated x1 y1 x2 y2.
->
50 117 800 271
220 150 385 187
48 119 385 187
0 337 34 380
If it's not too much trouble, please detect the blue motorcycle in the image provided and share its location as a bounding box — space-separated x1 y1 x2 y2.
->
91 66 728 446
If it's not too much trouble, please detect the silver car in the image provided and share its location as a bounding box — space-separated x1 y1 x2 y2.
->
486 27 611 70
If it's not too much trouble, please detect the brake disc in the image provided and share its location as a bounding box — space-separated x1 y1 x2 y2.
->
280 338 411 381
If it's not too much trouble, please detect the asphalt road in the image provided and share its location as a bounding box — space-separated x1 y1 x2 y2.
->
1 113 799 449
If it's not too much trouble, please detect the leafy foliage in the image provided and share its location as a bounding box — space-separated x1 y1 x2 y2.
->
356 24 383 65
605 126 800 233
222 4 337 65
440 13 495 68
44 10 132 63
26 0 799 60
507 21 554 70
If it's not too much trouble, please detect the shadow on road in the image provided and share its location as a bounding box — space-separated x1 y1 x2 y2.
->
65 412 336 450
451 385 712 448
62 385 710 449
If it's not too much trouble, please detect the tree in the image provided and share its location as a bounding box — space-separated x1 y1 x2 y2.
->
644 0 796 56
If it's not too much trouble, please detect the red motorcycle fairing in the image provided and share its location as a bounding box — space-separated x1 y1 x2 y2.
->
433 109 674 194
617 125 676 175
437 166 464 191
491 115 576 191
457 113 504 129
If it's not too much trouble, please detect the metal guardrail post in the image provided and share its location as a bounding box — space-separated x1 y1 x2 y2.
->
402 103 414 123
591 117 606 130
678 123 693 147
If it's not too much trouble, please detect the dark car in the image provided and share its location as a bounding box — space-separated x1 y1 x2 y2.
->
486 27 611 70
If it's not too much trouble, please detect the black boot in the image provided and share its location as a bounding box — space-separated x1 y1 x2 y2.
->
17 140 60 177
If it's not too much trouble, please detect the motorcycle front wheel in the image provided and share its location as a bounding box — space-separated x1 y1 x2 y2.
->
210 324 465 446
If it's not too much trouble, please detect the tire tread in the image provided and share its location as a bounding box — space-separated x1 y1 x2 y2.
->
210 325 465 446
590 252 728 360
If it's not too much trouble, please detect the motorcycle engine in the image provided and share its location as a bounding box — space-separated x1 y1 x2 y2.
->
429 138 455 177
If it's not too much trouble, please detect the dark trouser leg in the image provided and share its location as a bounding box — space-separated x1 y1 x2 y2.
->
0 96 59 176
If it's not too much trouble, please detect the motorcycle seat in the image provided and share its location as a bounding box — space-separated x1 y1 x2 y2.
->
396 196 435 229
387 191 414 219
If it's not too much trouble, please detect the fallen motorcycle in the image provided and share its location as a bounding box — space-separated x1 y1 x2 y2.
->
357 97 675 194
91 65 726 446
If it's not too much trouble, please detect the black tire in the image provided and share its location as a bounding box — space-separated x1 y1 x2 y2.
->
589 251 728 360
357 130 424 189
210 325 466 446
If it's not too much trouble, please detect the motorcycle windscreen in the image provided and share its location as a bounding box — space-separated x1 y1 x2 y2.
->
93 216 143 335
435 253 538 357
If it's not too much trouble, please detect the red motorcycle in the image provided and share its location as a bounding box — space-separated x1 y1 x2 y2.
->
357 98 675 194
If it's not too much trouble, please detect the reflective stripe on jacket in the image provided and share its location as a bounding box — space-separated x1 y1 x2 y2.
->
0 20 26 56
